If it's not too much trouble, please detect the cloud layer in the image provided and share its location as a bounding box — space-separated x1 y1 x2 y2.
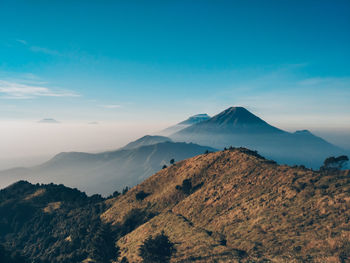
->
100 104 122 109
0 80 79 99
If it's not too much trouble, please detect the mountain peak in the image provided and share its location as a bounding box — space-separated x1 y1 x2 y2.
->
294 129 312 135
171 106 285 151
159 113 210 135
192 113 210 117
178 113 210 125
222 106 248 113
208 106 271 127
173 106 284 134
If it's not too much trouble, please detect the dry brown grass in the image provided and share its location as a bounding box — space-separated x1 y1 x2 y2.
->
43 201 61 213
102 149 350 262
24 188 46 200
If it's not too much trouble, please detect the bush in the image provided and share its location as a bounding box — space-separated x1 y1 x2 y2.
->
321 155 349 170
116 209 157 238
139 231 176 263
175 185 182 190
136 191 150 201
122 186 129 195
113 190 120 198
90 223 119 263
237 147 265 159
176 178 197 195
181 179 192 195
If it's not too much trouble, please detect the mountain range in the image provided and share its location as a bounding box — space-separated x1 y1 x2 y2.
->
1 148 349 262
171 107 344 168
0 106 346 195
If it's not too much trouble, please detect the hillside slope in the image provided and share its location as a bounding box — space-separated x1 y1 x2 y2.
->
103 148 350 262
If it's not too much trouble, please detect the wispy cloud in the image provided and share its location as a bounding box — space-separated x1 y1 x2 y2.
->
29 46 61 56
16 39 27 45
16 39 62 56
0 80 79 99
298 77 350 90
100 104 122 109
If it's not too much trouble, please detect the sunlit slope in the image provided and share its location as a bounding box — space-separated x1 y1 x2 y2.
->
103 148 350 262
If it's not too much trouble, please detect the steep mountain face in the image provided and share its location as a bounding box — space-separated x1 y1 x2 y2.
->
102 148 350 262
171 107 343 168
0 141 215 196
160 114 210 136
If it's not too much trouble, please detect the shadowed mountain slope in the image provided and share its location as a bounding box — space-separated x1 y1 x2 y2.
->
171 107 344 168
102 148 350 262
0 140 215 196
0 181 109 263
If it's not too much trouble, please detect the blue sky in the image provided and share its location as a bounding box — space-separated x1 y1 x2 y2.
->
0 0 349 128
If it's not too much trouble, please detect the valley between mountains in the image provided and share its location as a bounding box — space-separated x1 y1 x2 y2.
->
0 107 346 196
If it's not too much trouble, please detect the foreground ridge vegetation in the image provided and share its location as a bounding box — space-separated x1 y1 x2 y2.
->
103 148 350 262
0 181 116 262
0 148 349 262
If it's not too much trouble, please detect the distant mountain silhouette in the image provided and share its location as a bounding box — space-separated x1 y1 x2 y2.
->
178 113 211 125
38 118 59 123
171 107 344 168
160 113 210 136
0 139 215 195
122 135 172 150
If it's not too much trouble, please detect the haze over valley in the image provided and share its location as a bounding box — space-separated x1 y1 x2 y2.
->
0 106 348 196
1 109 349 171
